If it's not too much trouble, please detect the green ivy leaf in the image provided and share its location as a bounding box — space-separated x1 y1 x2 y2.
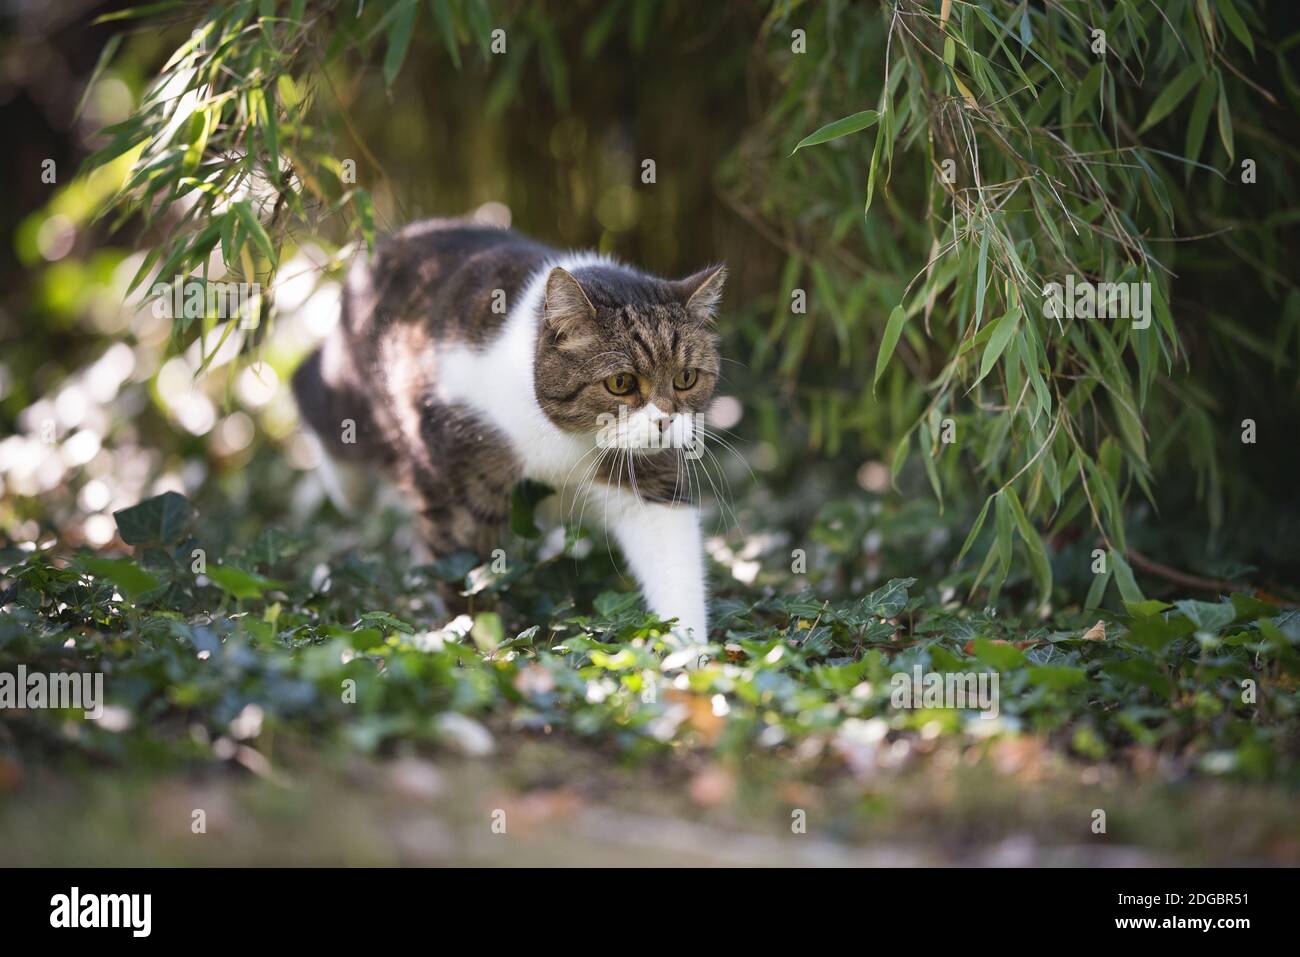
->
1175 599 1236 635
208 564 283 600
971 637 1027 670
113 492 194 546
861 577 916 619
80 556 160 600
1027 664 1086 691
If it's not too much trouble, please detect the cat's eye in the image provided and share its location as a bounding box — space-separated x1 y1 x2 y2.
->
673 368 699 390
605 373 637 396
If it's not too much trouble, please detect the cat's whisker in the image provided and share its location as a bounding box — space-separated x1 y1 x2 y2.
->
598 449 629 568
688 432 743 534
576 444 614 538
627 450 650 513
568 443 612 530
670 449 687 505
695 448 736 532
695 424 759 489
686 454 706 524
568 445 620 576
697 418 745 443
559 440 605 503
559 447 602 528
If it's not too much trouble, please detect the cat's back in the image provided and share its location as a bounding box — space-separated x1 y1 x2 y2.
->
351 219 553 347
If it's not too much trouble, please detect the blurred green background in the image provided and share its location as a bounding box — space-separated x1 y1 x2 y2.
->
3 0 1299 596
2 0 1300 865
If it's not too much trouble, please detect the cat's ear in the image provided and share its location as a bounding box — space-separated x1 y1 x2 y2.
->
543 267 596 340
677 264 727 322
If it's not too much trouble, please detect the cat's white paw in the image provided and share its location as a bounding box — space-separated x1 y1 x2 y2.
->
679 623 709 644
661 623 712 671
661 645 711 671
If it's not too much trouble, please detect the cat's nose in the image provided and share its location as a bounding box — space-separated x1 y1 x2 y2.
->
656 417 672 434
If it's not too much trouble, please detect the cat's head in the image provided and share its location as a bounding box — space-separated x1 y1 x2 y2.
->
534 263 725 454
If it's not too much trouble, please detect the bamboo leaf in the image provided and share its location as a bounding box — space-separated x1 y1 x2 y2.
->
1005 486 1053 609
958 494 994 565
354 189 376 253
889 432 911 488
918 419 944 508
232 200 276 265
989 491 1013 597
1070 63 1103 121
1111 549 1146 604
429 0 462 69
952 73 978 110
1084 567 1111 609
181 108 211 176
1184 76 1218 168
873 305 907 391
973 229 989 330
1138 64 1200 133
74 33 123 122
791 110 880 155
383 0 419 88
975 303 1021 385
93 2 185 25
1216 73 1235 160
863 119 885 213
1216 0 1254 56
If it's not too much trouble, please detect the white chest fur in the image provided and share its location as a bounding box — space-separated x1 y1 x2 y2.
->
435 254 602 487
433 253 710 649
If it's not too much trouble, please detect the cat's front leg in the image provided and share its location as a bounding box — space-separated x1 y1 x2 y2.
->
605 495 709 648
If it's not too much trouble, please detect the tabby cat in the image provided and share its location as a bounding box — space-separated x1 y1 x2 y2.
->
292 219 726 645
